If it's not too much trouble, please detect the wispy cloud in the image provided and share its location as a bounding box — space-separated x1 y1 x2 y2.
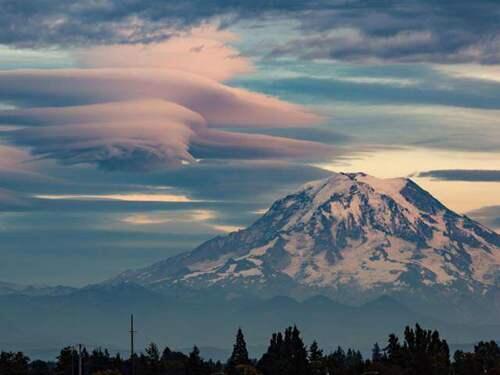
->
120 209 215 225
418 170 500 182
467 206 500 231
34 192 197 203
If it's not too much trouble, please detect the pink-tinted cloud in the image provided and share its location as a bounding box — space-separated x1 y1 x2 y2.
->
0 68 321 127
2 99 205 128
0 145 54 206
74 25 253 82
3 99 332 170
191 128 333 160
0 32 329 171
0 145 32 171
9 100 198 169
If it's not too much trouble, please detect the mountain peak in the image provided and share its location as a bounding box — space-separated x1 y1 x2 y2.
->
112 172 500 304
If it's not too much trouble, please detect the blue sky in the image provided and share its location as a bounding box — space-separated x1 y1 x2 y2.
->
0 0 499 286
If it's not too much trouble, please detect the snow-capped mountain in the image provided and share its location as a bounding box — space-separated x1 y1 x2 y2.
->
113 173 500 303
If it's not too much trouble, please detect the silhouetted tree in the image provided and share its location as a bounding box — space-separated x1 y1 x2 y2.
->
258 327 310 375
91 371 121 375
258 333 283 375
29 360 51 375
186 346 210 375
475 340 500 373
385 334 402 365
289 326 310 375
55 347 77 375
5 322 500 375
309 341 325 375
142 343 161 375
87 348 113 375
159 347 187 375
371 343 383 363
227 328 252 375
0 351 30 375
453 350 482 375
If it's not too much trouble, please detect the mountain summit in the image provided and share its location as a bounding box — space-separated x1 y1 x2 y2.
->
114 173 500 305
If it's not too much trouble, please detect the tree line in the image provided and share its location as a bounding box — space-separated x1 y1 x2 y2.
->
1 324 500 375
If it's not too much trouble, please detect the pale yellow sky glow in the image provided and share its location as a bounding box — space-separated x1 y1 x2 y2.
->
120 210 216 225
317 147 500 213
434 64 500 83
212 224 243 233
119 210 239 233
121 214 172 225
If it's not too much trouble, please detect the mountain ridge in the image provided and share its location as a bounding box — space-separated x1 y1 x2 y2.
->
0 280 76 297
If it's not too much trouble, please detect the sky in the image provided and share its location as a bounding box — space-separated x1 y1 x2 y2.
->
0 0 499 286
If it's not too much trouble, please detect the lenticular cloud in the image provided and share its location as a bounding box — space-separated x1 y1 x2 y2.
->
0 68 328 170
0 27 330 171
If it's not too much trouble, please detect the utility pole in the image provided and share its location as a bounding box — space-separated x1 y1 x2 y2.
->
130 314 136 375
78 344 82 375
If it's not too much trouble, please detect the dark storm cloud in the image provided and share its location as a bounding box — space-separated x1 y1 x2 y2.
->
1 0 499 64
419 170 500 182
0 0 335 47
270 0 500 64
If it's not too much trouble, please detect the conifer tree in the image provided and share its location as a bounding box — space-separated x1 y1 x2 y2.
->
0 351 30 375
229 328 250 366
385 334 402 365
309 341 323 362
187 346 208 375
474 341 500 373
258 333 282 375
29 359 51 375
227 328 251 375
371 342 383 362
144 343 161 375
290 326 310 375
309 341 324 375
55 347 78 375
325 347 346 374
